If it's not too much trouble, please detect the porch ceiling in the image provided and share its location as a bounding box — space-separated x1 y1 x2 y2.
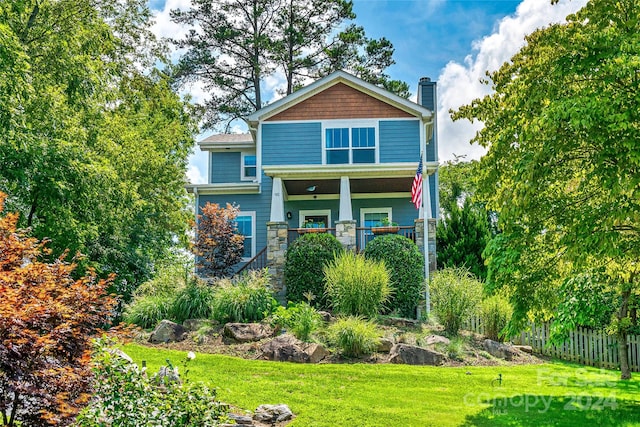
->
283 177 413 196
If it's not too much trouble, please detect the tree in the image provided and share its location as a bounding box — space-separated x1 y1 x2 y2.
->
453 0 640 379
0 193 117 426
0 0 198 301
436 159 494 281
194 202 245 278
171 0 409 130
437 198 492 281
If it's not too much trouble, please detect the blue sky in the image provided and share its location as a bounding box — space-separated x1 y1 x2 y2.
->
148 0 586 184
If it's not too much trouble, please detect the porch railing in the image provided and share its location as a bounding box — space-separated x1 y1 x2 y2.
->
234 246 267 276
285 226 416 252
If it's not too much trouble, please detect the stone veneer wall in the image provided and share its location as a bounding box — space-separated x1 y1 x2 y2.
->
335 220 357 251
266 222 288 303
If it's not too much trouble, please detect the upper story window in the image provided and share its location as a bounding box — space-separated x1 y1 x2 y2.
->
241 153 257 180
323 121 377 164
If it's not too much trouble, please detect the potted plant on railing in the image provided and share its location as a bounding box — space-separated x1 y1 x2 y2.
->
371 217 400 235
298 219 327 234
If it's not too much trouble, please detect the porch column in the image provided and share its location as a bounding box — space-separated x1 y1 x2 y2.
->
270 177 285 222
338 176 353 221
267 221 288 304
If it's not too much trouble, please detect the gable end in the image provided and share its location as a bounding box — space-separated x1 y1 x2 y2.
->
266 83 414 121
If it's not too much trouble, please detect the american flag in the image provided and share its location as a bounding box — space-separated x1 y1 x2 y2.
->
411 155 423 210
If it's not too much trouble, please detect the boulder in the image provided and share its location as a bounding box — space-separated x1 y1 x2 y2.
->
224 323 274 343
260 334 329 363
254 404 293 423
483 339 520 361
149 320 186 344
305 343 330 363
425 335 450 346
376 337 394 353
388 344 446 366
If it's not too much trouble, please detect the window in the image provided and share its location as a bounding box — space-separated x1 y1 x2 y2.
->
361 208 392 228
299 209 332 229
235 212 255 259
241 153 257 180
324 123 377 164
359 207 392 250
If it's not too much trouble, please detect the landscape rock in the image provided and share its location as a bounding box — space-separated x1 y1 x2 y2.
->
388 344 446 366
376 337 394 353
514 345 533 354
228 413 254 425
224 323 274 343
149 320 186 344
382 317 419 328
305 343 330 363
317 311 334 323
425 335 450 346
260 334 329 363
483 339 520 361
254 404 293 423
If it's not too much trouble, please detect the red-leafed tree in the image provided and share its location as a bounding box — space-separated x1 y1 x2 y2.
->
0 193 117 426
193 202 245 278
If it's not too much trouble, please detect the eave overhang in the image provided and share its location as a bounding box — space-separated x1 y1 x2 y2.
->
186 182 260 195
262 162 438 180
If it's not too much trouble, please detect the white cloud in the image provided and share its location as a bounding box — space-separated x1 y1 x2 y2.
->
186 153 207 184
436 0 587 163
150 0 193 40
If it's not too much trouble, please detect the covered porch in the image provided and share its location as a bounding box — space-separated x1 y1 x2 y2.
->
262 163 438 287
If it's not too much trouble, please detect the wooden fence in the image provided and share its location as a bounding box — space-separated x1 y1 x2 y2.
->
465 317 640 372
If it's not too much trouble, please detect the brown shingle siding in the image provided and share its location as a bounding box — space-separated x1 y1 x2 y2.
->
266 83 413 121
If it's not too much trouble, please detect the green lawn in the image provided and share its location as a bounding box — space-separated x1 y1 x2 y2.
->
124 344 640 427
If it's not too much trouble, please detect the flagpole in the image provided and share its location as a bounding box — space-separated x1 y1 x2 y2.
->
422 152 430 317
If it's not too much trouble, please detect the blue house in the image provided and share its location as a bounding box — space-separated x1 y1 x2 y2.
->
187 71 439 298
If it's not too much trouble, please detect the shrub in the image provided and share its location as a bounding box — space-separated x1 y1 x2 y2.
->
430 267 483 336
324 251 391 317
123 295 174 329
76 338 229 426
363 234 424 318
170 280 216 324
270 302 323 342
481 294 512 342
328 316 381 357
284 233 343 307
194 202 244 278
0 193 118 426
133 252 193 299
211 269 278 323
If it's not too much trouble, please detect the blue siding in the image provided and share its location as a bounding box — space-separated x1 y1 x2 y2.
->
198 176 273 257
211 152 241 183
262 122 322 165
379 120 420 163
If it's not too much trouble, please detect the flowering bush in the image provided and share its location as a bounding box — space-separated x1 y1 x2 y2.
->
75 339 229 426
